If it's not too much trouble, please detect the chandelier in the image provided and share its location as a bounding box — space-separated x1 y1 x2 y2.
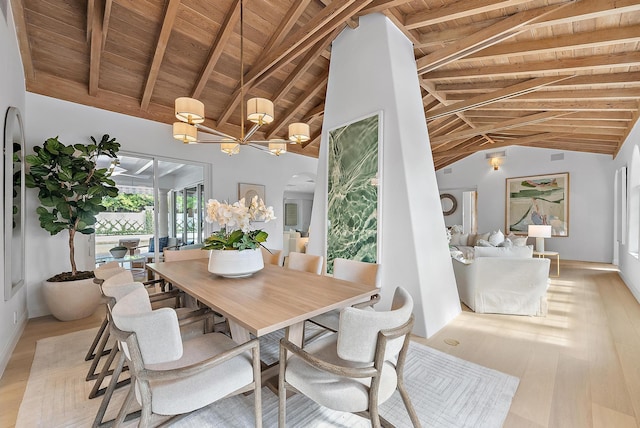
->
172 0 310 156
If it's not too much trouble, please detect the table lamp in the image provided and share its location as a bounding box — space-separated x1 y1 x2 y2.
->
528 225 552 252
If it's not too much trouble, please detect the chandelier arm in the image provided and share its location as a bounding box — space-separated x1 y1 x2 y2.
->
195 123 239 141
243 123 263 142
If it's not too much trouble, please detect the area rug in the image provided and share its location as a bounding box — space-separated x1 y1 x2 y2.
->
16 328 519 427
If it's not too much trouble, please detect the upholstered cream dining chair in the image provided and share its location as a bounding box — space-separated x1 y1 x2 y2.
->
285 251 323 275
110 286 262 428
86 262 127 363
308 258 381 333
278 286 419 428
92 279 212 427
261 247 284 266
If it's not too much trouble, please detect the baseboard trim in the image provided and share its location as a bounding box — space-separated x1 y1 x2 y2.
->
0 312 27 379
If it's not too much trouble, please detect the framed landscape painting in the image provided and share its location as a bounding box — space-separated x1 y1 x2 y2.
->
505 172 569 237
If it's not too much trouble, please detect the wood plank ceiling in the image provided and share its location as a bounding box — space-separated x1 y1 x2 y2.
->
11 0 640 168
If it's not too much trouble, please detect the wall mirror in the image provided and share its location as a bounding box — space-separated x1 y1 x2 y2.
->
4 106 26 300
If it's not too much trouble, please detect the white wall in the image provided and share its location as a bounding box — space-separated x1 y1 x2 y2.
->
308 14 461 338
0 3 28 377
24 93 317 318
436 146 614 263
613 119 640 302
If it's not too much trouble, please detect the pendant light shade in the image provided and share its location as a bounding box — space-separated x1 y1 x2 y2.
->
221 142 240 155
175 97 205 124
288 122 310 144
268 141 287 156
247 98 274 125
173 122 198 143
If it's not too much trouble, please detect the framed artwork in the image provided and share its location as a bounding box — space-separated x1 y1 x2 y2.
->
238 183 265 203
506 172 569 237
326 113 381 273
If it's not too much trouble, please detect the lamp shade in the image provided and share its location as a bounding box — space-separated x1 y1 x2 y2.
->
268 141 287 156
220 142 240 155
172 122 198 143
288 122 310 144
247 98 274 125
528 225 552 238
175 97 205 124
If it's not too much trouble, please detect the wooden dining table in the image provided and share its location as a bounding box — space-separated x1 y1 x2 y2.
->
146 258 379 347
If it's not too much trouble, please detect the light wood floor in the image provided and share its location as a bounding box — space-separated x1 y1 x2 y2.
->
1 260 639 428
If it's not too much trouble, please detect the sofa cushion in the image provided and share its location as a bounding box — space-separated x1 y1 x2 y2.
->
471 232 490 246
474 245 533 258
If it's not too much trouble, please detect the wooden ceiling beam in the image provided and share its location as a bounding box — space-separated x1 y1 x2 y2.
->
432 133 564 158
272 29 338 106
87 0 94 42
416 19 502 49
429 111 573 144
243 0 372 87
141 0 181 110
425 51 640 80
416 4 569 74
463 110 632 121
436 72 640 93
527 0 640 29
508 88 640 101
10 0 35 80
404 0 532 30
218 1 367 126
191 0 241 99
514 124 625 136
467 100 639 111
267 71 329 138
420 79 499 144
264 0 312 54
615 101 640 157
89 0 105 96
361 0 414 15
102 0 112 49
303 102 325 122
319 0 358 28
460 24 640 63
426 75 574 120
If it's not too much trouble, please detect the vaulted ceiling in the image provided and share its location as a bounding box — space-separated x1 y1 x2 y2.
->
11 0 640 168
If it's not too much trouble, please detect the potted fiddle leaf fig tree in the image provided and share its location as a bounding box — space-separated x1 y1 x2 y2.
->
25 134 120 320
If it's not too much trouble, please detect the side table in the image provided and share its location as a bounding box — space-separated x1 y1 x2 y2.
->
533 250 560 277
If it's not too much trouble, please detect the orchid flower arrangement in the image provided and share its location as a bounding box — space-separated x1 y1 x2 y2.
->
202 196 276 251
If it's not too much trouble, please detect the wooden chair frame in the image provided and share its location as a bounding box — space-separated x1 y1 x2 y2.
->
110 323 262 428
278 314 419 428
91 301 218 428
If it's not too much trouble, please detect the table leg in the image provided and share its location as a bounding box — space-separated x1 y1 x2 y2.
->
556 254 560 276
285 322 305 347
228 320 251 344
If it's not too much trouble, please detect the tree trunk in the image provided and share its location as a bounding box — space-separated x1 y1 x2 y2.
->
69 228 77 276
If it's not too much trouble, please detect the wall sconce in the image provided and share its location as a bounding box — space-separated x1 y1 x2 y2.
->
485 150 506 171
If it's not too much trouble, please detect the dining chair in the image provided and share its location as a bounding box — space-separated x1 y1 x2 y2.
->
278 286 419 428
87 270 187 396
86 262 127 362
285 251 323 275
261 247 284 266
110 286 262 428
308 258 381 333
92 280 213 427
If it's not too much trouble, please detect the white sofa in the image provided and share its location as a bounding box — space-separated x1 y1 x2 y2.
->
282 230 308 257
452 255 550 316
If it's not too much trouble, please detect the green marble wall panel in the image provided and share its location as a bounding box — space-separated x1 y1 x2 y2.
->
327 114 379 273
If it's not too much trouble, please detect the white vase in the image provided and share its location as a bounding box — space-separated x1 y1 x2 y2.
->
208 248 264 278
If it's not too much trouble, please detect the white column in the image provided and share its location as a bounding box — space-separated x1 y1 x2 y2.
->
308 14 460 338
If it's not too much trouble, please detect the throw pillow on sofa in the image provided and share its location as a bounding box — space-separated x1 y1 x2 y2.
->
488 229 505 246
506 232 528 247
450 233 469 246
476 239 493 247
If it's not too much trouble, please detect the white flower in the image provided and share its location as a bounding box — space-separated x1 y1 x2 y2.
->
205 197 275 233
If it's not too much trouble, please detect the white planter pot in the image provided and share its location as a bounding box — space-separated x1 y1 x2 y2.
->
208 248 264 278
42 277 102 321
